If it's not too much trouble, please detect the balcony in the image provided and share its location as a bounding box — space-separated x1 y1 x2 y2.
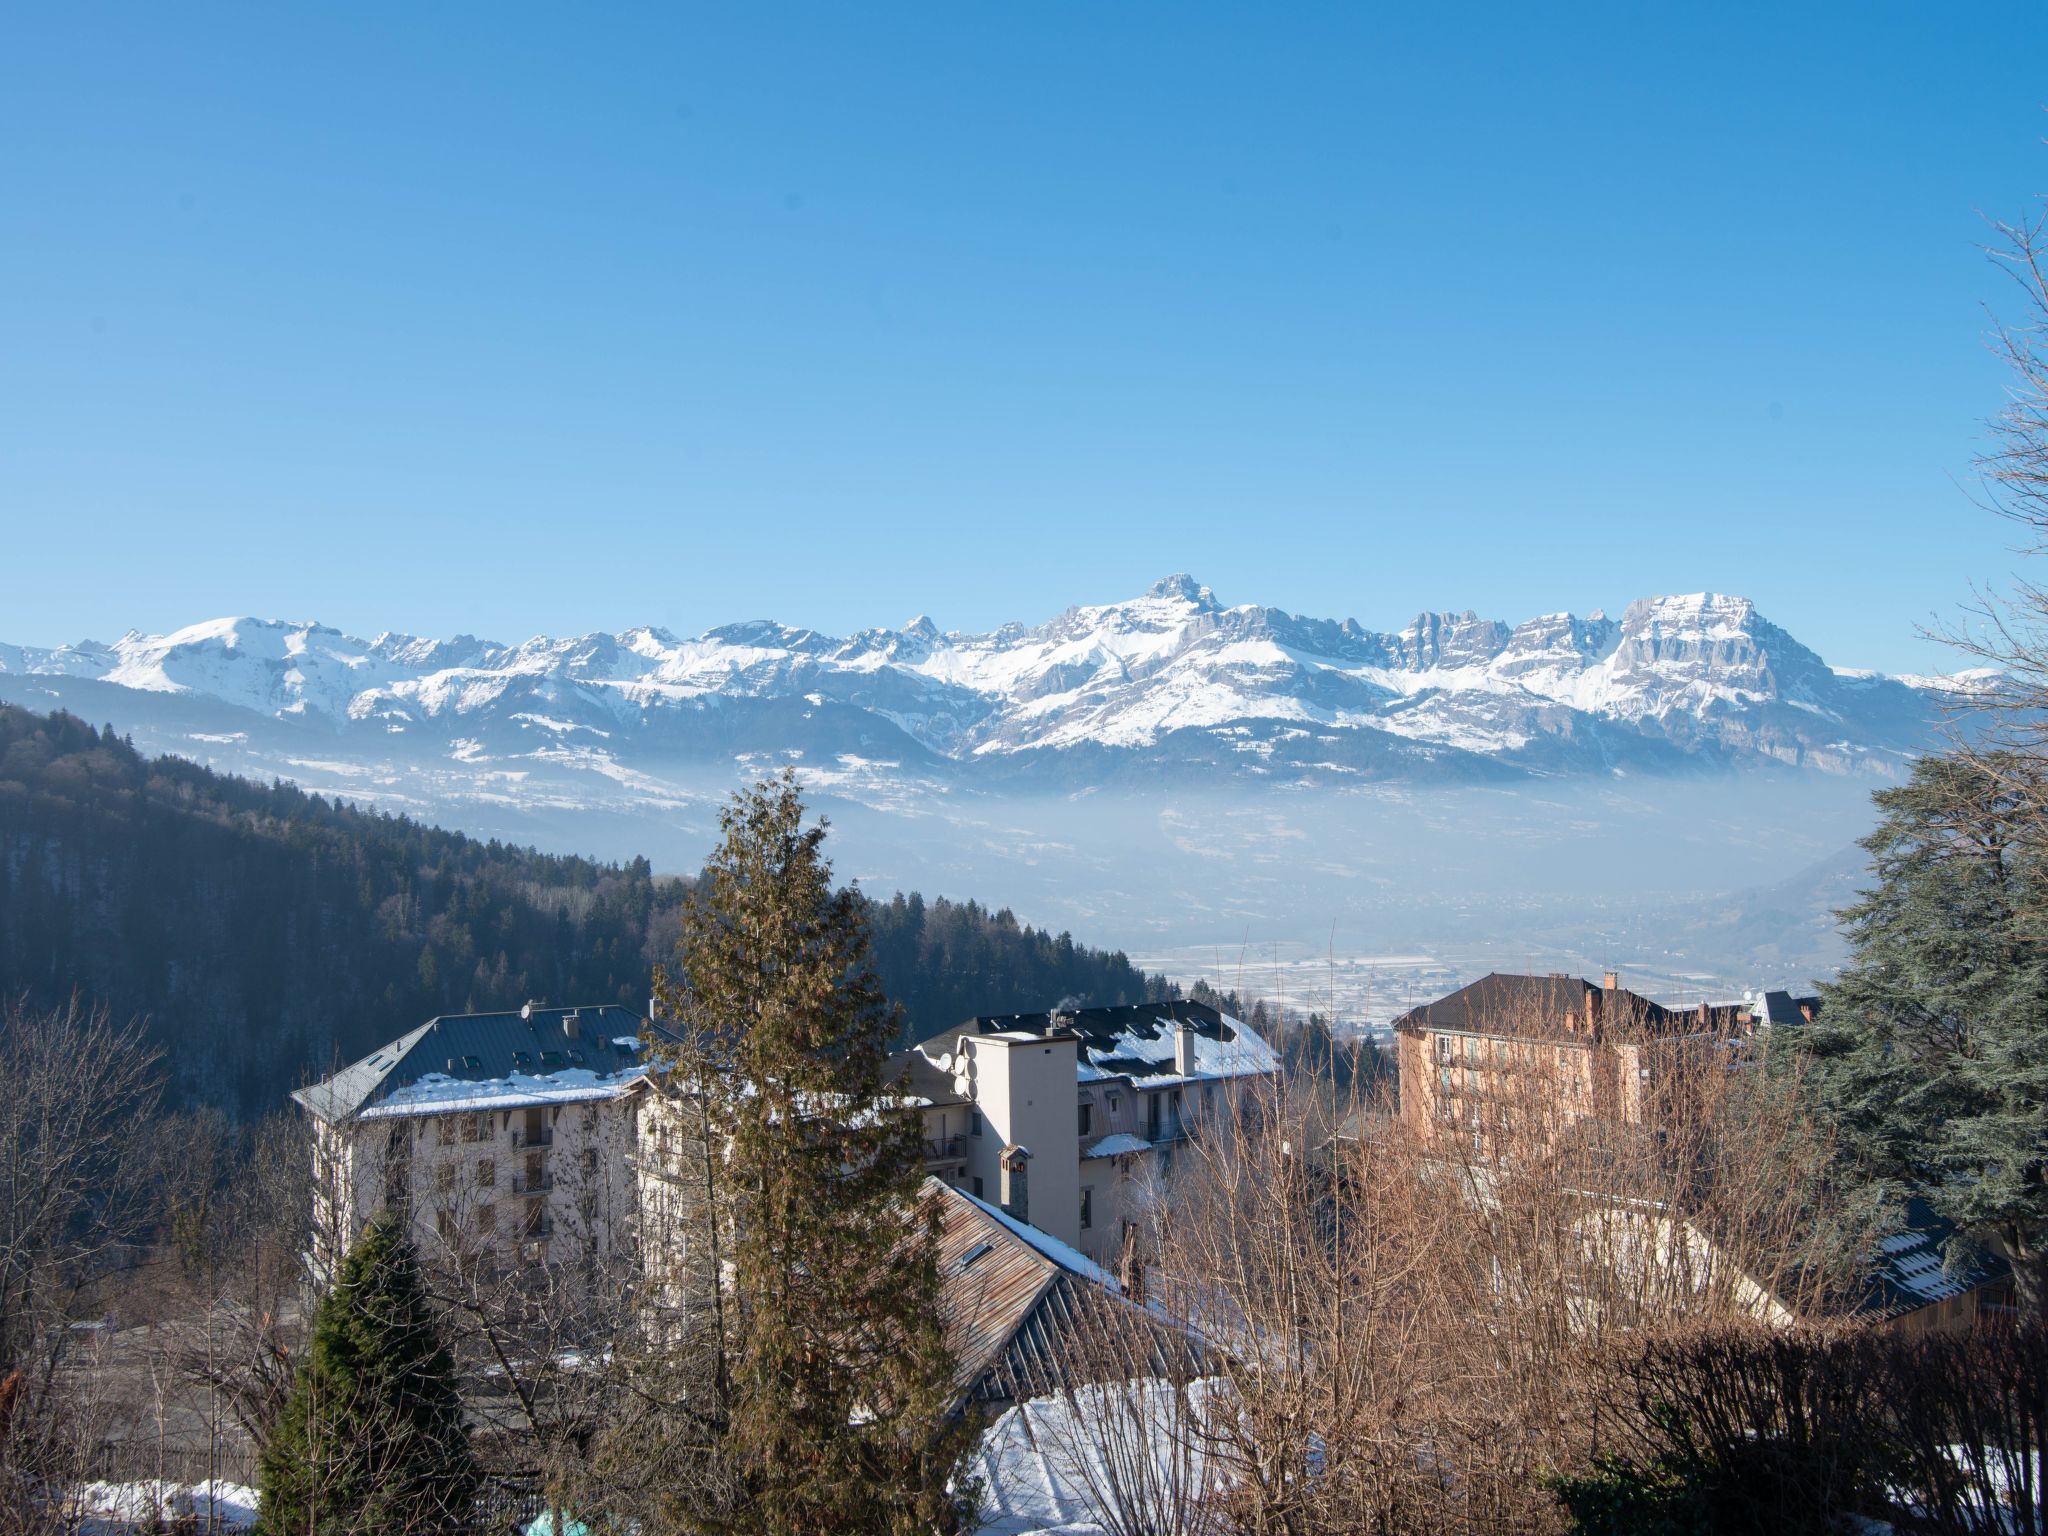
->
513 1171 554 1195
512 1127 553 1149
923 1136 965 1165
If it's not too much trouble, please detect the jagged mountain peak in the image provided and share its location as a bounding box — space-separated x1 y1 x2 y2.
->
1144 573 1219 608
0 588 1949 787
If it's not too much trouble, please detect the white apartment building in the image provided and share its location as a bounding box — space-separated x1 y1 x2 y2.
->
293 1002 656 1282
299 996 1280 1297
892 1001 1284 1266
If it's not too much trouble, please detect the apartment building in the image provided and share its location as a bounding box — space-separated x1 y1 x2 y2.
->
1392 972 1736 1149
293 1002 656 1281
893 1001 1283 1266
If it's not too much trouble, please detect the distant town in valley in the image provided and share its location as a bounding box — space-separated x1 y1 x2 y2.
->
8 4 2046 1532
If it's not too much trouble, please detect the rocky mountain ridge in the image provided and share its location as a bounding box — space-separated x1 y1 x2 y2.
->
0 577 1957 790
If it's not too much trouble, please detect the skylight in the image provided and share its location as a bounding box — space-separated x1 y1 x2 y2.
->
957 1240 996 1272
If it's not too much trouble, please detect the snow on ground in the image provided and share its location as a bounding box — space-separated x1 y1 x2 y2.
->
58 1481 257 1533
963 1379 1231 1536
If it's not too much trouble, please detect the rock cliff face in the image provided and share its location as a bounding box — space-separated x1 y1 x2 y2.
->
0 576 1954 795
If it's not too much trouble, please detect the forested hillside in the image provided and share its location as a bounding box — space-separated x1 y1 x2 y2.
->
0 707 1170 1112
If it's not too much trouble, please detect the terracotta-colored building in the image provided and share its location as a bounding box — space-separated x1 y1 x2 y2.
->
1393 971 1740 1150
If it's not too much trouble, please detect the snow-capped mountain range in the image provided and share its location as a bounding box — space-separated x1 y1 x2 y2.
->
0 576 1958 793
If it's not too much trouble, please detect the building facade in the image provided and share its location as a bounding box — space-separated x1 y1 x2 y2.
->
1392 972 1737 1150
893 1001 1284 1266
293 1002 655 1282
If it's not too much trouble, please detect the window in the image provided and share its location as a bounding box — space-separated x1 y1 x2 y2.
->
970 1111 983 1138
972 1176 984 1199
461 1113 486 1144
437 1165 456 1194
540 1050 565 1069
514 1051 533 1069
1107 1093 1120 1114
478 1203 497 1234
581 1147 599 1176
1078 1103 1092 1136
438 1118 456 1148
1080 1186 1093 1230
477 1159 496 1189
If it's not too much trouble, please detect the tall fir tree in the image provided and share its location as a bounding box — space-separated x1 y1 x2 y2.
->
255 1210 477 1536
650 773 970 1535
1794 751 2048 1314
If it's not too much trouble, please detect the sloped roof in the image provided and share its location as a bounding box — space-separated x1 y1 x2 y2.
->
918 1000 1281 1086
930 1177 1105 1407
927 1177 1202 1411
1393 972 1683 1041
883 1049 970 1109
1084 1133 1153 1160
1855 1198 2009 1323
1760 990 1822 1026
292 1004 656 1124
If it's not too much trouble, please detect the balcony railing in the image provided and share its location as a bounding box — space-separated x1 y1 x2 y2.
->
513 1171 554 1195
924 1137 964 1162
512 1127 553 1148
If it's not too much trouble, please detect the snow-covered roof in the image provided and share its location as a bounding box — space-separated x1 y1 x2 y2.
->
1855 1198 2009 1321
921 1001 1282 1089
1083 1133 1152 1160
293 1003 660 1124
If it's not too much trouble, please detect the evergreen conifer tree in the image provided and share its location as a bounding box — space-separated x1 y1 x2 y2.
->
256 1210 477 1535
1794 751 2048 1313
650 772 970 1535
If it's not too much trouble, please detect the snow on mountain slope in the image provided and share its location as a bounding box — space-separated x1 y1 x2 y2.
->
0 577 1954 790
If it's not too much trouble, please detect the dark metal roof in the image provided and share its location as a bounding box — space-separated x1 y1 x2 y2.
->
884 1050 970 1108
1854 1197 2009 1323
917 1000 1272 1083
1393 972 1683 1041
292 1003 655 1123
1761 990 1823 1026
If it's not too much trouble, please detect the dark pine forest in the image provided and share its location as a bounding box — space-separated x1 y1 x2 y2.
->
0 706 1174 1113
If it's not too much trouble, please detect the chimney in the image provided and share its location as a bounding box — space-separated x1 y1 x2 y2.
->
1174 1021 1198 1077
564 1010 581 1040
1603 971 1619 992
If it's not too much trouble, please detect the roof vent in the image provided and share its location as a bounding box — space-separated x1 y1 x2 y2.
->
564 1011 582 1040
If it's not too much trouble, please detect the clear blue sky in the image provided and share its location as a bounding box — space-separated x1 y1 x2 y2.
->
3 4 2045 672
